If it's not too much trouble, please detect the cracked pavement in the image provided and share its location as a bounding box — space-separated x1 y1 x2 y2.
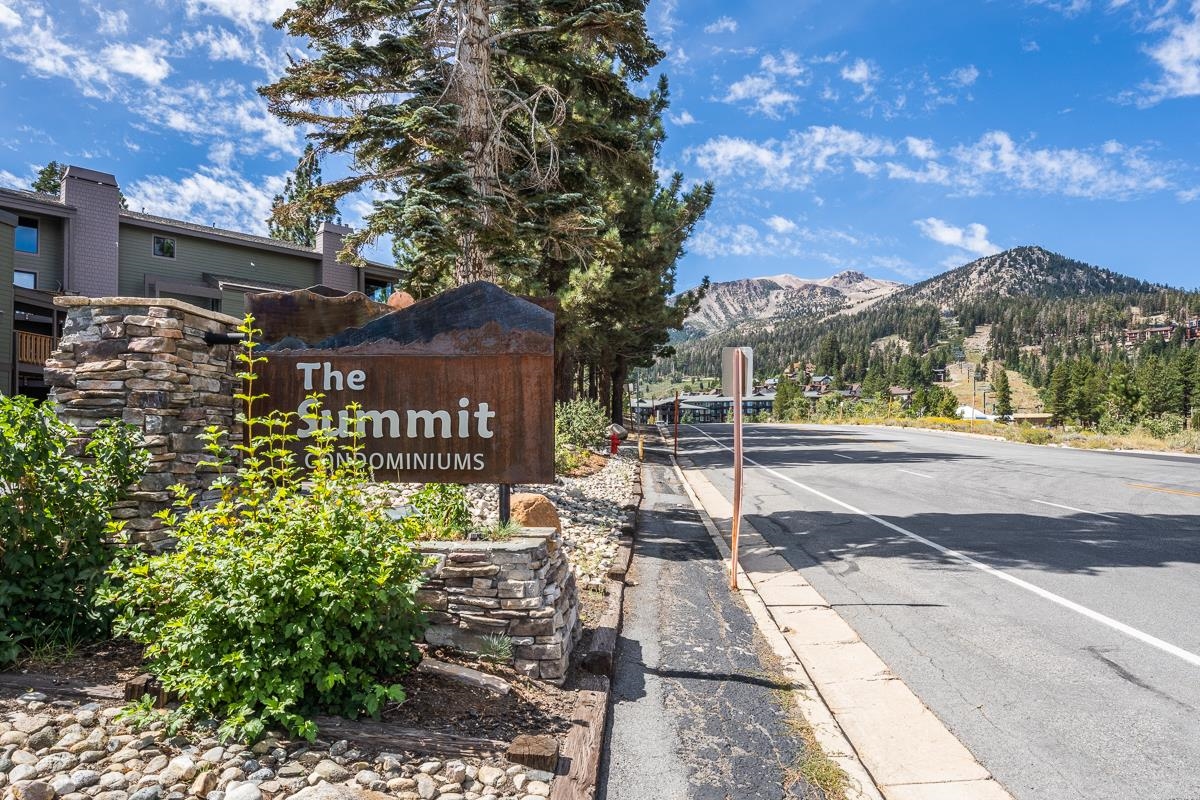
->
598 451 819 800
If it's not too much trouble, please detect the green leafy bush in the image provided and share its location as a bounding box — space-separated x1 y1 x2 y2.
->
103 319 429 742
409 482 470 540
1015 425 1054 445
554 398 608 450
0 396 146 664
1142 413 1185 439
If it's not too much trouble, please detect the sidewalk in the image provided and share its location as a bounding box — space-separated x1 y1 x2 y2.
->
597 450 820 800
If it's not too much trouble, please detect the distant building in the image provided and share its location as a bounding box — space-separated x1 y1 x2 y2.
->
1 165 401 398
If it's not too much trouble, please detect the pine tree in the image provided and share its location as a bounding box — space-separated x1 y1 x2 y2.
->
261 0 663 286
268 144 339 248
31 161 65 195
1107 360 1139 420
993 367 1013 419
1047 363 1070 426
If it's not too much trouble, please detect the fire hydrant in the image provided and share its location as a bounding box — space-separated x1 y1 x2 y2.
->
610 432 620 454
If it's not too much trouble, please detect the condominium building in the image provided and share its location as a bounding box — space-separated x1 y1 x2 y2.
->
0 165 401 398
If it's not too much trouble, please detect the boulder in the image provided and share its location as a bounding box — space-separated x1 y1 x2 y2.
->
509 494 560 533
386 291 415 310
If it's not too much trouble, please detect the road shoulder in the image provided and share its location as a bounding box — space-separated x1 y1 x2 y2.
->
675 459 1015 800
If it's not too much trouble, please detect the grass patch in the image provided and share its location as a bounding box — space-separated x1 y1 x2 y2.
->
801 415 1200 455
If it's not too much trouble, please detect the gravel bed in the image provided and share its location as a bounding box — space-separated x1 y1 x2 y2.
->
0 695 549 800
365 454 639 591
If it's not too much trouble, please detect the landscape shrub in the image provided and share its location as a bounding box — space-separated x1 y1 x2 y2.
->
409 482 471 540
555 397 609 449
0 396 146 665
103 320 428 741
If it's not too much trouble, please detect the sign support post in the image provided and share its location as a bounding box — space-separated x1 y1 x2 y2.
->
499 484 511 524
674 391 680 458
730 348 745 590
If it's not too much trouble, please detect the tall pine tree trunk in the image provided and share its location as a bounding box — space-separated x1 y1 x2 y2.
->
609 358 627 424
454 0 499 285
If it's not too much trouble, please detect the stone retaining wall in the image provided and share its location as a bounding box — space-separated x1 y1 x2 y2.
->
47 297 242 549
417 529 580 683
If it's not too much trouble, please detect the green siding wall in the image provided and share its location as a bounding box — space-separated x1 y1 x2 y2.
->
13 215 64 292
118 225 320 313
0 221 14 394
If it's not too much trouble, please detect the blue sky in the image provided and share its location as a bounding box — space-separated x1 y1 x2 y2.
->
0 1 1197 290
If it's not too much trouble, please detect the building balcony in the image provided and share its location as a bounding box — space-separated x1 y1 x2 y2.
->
16 330 53 369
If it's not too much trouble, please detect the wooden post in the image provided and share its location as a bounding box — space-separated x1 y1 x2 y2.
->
674 391 680 458
731 349 744 590
499 484 511 524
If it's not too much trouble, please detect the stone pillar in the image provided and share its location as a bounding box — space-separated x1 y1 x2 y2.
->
417 530 581 683
47 296 242 549
316 222 359 293
61 166 121 297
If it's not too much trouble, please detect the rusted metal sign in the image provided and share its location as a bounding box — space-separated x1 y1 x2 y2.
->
254 282 555 484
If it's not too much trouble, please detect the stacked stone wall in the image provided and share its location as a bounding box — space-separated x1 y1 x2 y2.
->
47 296 241 549
417 530 580 683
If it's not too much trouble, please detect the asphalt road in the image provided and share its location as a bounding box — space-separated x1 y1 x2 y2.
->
680 423 1200 800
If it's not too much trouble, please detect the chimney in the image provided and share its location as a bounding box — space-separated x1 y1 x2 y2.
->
316 222 359 293
61 166 121 297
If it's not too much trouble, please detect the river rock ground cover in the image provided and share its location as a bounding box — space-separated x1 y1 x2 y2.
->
2 451 640 800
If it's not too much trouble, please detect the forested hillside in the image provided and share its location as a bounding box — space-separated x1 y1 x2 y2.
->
646 246 1200 429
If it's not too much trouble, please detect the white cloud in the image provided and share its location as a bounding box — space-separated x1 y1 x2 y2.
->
840 58 878 95
764 215 797 233
0 168 26 189
720 50 810 117
914 217 1001 258
125 164 287 235
948 64 980 87
688 126 1177 201
689 221 860 259
669 110 696 126
183 26 254 62
1027 0 1091 15
89 3 128 35
704 16 738 34
1140 0 1200 102
949 130 1169 198
1023 39 1042 52
140 81 298 157
183 0 293 32
1178 187 1200 202
904 136 938 159
0 1 20 28
686 126 895 189
102 41 171 85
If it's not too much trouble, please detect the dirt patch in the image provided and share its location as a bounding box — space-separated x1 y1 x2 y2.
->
6 638 143 687
382 647 576 742
563 451 609 478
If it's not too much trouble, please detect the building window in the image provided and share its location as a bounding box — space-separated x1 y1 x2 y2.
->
153 235 176 259
13 270 36 289
15 217 38 254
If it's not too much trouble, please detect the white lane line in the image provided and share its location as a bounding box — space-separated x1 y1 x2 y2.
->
1029 499 1118 520
833 453 854 460
897 469 935 479
686 425 1200 670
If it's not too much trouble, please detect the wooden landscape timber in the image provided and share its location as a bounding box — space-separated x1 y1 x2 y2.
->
549 674 610 800
0 672 124 702
311 715 508 758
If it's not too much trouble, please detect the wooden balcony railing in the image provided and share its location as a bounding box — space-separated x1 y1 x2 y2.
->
16 331 53 367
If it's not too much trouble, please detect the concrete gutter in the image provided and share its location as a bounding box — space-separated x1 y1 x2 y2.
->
673 454 1015 800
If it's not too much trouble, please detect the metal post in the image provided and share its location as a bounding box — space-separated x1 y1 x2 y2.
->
731 348 744 590
674 390 680 458
499 484 511 524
